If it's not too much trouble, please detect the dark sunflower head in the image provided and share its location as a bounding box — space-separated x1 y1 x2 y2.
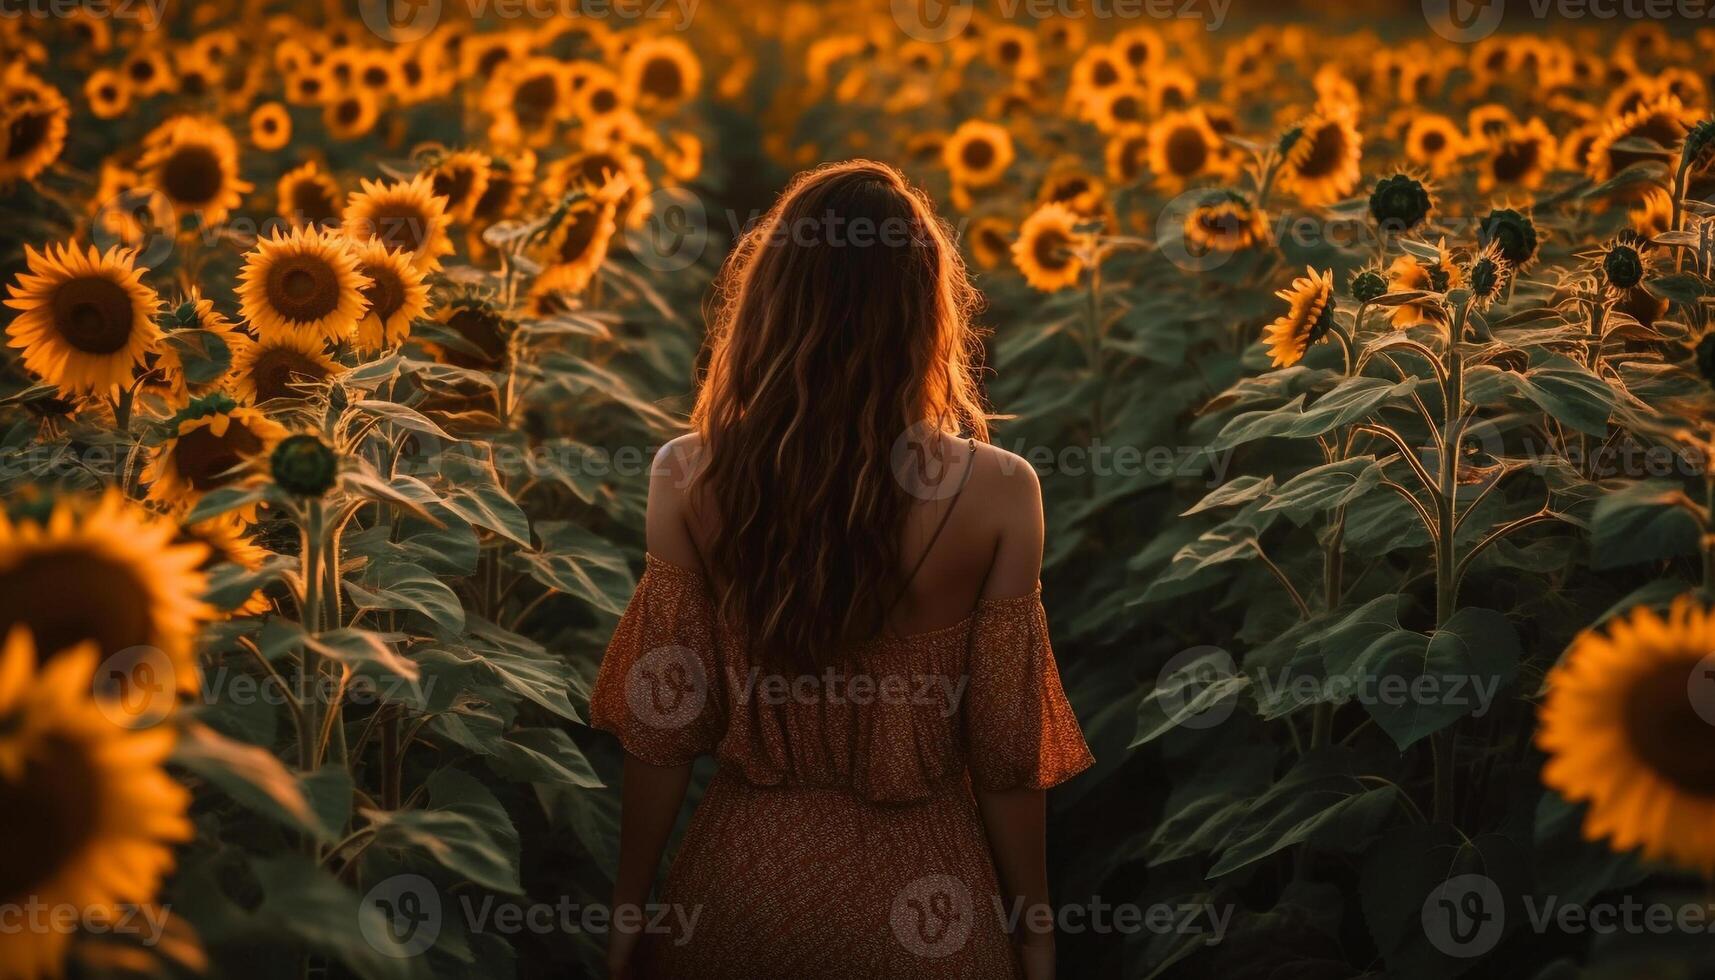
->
1350 267 1388 303
1602 242 1645 291
1468 250 1510 308
1683 117 1715 168
1695 334 1715 390
270 433 338 497
1368 174 1432 234
1478 208 1538 267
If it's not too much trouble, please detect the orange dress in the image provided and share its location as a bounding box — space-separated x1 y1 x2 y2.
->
591 555 1094 979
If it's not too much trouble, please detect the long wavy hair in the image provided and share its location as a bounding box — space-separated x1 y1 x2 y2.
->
689 160 989 668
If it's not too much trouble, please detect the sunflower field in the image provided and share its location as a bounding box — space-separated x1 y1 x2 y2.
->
3 0 1715 977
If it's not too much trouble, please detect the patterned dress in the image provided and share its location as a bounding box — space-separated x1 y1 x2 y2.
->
591 554 1094 979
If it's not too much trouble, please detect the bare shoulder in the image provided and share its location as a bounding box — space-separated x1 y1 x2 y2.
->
966 440 1044 599
645 432 704 566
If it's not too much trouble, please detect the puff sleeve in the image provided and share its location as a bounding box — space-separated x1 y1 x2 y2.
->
590 554 726 766
963 589 1094 791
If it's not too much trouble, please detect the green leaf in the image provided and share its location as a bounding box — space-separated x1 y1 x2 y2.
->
487 728 605 789
1208 748 1397 877
513 521 635 617
365 768 522 894
1182 475 1275 516
172 722 326 838
1590 479 1702 569
1132 648 1249 746
250 856 429 980
343 560 466 633
1260 456 1381 525
163 328 233 386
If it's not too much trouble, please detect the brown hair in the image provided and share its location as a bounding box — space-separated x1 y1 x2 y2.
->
689 160 989 667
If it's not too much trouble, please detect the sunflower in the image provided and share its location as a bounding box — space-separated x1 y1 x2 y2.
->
1090 84 1148 135
121 47 174 98
0 491 207 693
236 224 369 344
543 148 649 225
5 242 160 395
249 102 291 151
535 197 619 296
1011 202 1090 293
426 300 513 370
1068 45 1126 117
1559 121 1605 174
355 50 398 98
352 240 430 354
1147 65 1200 116
178 513 272 616
472 149 536 227
965 216 1013 271
1147 109 1225 193
137 116 251 229
485 57 570 145
1262 267 1336 368
1385 241 1464 328
659 130 703 183
322 90 379 140
944 120 1014 189
425 150 492 224
229 331 337 405
622 36 701 112
1277 104 1362 207
1184 191 1269 254
1629 186 1674 240
1466 242 1512 312
1404 114 1465 176
147 288 243 403
89 161 172 248
145 394 286 513
1104 125 1150 186
1587 93 1695 182
276 161 343 229
984 25 1041 79
0 627 193 978
1539 597 1715 875
1035 165 1108 223
1113 25 1163 75
1478 118 1558 194
0 80 68 186
83 69 129 120
342 174 455 272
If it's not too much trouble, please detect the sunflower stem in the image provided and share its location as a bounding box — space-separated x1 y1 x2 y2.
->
1431 304 1467 826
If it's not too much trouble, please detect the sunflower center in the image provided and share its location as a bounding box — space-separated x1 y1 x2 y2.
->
361 264 407 322
252 345 331 402
1092 61 1119 87
264 254 341 323
0 735 102 904
1420 130 1447 154
371 204 429 254
159 145 224 206
1623 659 1715 797
642 58 684 100
444 307 509 367
1491 138 1539 183
961 138 996 172
1032 228 1073 273
515 74 559 126
362 65 389 88
0 547 154 662
335 98 363 126
128 58 156 83
4 108 50 162
558 208 604 263
173 420 263 491
1166 126 1209 176
432 166 476 208
588 86 619 116
1297 124 1345 179
1109 94 1141 123
51 276 135 355
290 180 339 226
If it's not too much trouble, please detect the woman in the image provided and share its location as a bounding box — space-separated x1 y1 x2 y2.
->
591 160 1093 979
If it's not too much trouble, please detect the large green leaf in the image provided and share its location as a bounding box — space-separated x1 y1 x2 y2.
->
1590 479 1701 568
1260 456 1381 525
365 768 522 893
1207 747 1397 877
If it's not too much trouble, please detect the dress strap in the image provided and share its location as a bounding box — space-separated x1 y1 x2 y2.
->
897 438 978 598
